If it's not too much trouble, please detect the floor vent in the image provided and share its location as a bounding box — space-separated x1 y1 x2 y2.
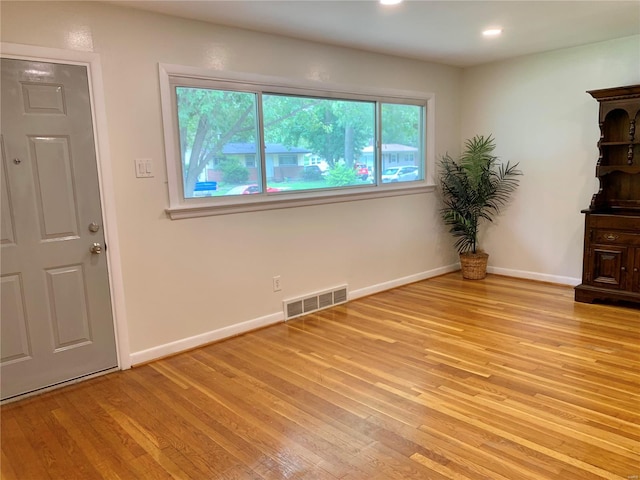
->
284 285 348 320
286 300 304 318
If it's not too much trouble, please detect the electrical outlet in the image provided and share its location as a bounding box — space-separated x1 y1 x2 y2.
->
273 276 282 292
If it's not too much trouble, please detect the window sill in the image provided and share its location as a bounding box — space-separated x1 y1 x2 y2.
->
166 183 435 219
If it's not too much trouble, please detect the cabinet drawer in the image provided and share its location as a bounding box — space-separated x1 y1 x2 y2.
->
594 230 640 245
588 214 640 230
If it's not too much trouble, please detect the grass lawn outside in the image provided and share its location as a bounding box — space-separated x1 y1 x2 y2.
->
201 178 372 197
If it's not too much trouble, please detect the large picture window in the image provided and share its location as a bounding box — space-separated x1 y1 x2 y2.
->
161 66 434 218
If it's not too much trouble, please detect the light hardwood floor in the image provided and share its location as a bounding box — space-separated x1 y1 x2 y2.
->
2 273 639 479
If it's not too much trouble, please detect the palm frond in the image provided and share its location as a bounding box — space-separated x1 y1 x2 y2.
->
438 135 522 254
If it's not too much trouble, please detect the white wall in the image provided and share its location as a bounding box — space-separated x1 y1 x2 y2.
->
461 36 640 284
1 2 461 361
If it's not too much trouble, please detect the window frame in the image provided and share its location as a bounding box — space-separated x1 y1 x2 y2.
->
159 63 435 219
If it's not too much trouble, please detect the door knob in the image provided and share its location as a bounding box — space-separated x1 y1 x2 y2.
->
90 243 102 254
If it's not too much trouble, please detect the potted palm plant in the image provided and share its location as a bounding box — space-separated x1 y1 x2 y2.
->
439 135 522 279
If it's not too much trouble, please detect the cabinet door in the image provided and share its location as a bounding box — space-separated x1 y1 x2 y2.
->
589 245 627 289
633 248 640 293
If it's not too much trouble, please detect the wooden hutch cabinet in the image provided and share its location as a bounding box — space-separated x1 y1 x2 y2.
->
575 84 640 305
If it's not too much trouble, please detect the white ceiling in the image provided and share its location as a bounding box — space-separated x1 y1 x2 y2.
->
113 1 640 67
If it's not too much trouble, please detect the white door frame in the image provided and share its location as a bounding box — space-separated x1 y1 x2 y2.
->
1 42 131 370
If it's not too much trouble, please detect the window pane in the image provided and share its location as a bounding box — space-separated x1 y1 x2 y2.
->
175 87 262 198
380 104 423 183
262 94 375 192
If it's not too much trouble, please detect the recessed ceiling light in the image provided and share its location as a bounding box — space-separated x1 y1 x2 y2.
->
483 28 503 37
380 0 403 5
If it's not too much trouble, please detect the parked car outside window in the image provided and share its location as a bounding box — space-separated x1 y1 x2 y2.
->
354 163 369 181
242 185 282 194
381 166 419 183
303 165 326 180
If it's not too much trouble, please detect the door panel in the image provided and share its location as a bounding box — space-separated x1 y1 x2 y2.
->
45 265 92 350
0 274 31 363
590 245 626 289
1 58 117 400
0 149 16 246
21 82 66 114
30 136 79 240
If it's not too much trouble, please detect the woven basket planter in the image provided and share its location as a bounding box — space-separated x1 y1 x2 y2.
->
460 252 489 280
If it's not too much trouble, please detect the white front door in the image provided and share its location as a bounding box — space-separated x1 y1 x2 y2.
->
1 58 118 400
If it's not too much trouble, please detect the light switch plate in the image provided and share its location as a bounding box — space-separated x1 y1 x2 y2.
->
135 158 153 178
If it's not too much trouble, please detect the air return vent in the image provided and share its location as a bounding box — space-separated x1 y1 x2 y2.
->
284 285 348 320
333 287 347 304
286 300 303 318
318 292 333 309
303 296 319 312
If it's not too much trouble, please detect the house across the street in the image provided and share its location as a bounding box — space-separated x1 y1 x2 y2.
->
206 143 311 182
360 143 419 171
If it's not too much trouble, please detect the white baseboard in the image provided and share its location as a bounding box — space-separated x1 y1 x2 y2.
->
487 266 581 286
130 312 283 366
349 263 460 300
129 264 458 366
130 263 576 366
